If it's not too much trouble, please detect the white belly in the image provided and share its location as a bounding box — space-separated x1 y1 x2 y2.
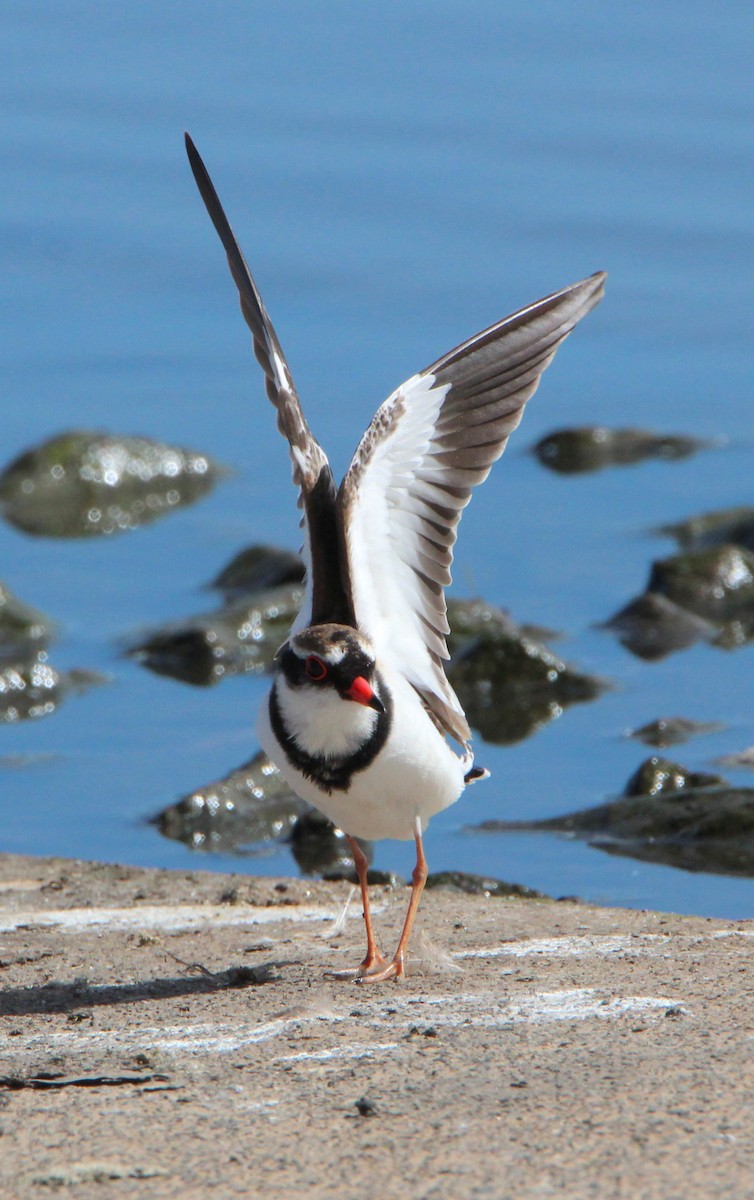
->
256 668 468 842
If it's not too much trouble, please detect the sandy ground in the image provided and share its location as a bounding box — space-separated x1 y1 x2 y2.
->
0 853 752 1199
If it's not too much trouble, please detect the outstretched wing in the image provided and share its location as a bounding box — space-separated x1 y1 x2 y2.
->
339 272 606 745
185 134 351 627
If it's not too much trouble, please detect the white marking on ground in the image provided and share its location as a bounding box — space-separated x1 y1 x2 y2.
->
355 988 679 1029
711 928 754 939
149 1017 326 1053
0 1015 344 1057
0 903 356 935
275 1041 401 1064
0 988 681 1060
458 935 664 960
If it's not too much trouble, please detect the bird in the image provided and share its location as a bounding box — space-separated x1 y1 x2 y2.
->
185 132 605 982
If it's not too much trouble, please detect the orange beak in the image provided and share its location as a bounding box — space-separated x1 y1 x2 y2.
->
345 676 384 713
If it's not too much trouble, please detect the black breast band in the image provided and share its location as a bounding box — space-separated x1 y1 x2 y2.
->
269 673 393 795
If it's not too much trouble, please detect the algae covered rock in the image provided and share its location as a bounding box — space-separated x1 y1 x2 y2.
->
446 597 522 652
476 757 754 878
603 546 754 659
153 749 372 874
447 605 606 745
649 546 754 620
424 871 546 899
129 546 306 685
0 654 104 723
0 583 54 665
152 751 309 854
289 810 371 878
0 581 103 722
602 592 716 661
127 582 304 686
621 756 725 797
628 716 724 749
209 544 305 601
657 506 754 554
533 426 709 475
0 431 224 538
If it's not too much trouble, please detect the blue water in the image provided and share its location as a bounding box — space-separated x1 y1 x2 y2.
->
2 2 754 917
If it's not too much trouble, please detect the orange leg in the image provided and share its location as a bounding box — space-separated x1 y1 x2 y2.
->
329 836 387 978
358 820 428 984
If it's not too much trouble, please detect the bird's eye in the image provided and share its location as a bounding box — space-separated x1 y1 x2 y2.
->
305 655 328 682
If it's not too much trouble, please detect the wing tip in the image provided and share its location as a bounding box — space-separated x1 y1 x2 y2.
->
583 268 607 300
554 268 607 309
184 130 201 173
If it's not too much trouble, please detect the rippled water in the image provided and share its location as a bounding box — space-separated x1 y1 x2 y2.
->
2 3 754 917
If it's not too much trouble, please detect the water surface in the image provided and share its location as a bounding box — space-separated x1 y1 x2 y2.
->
2 3 754 918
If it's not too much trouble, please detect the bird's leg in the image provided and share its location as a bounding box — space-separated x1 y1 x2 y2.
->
350 836 388 973
329 836 388 979
358 819 427 984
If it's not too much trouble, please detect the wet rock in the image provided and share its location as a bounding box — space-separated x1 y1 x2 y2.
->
476 758 754 878
447 620 606 745
208 545 305 601
714 747 754 771
0 584 104 722
446 597 560 656
533 426 710 474
0 654 105 723
127 583 304 686
289 811 372 878
0 583 54 665
628 717 724 749
0 431 224 538
622 756 725 796
424 871 546 899
152 751 309 854
602 592 717 661
649 546 754 620
603 546 754 655
711 620 754 650
657 506 754 554
446 598 521 652
603 544 754 659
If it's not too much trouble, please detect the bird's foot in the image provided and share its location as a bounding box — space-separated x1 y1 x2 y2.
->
328 949 390 981
354 951 405 984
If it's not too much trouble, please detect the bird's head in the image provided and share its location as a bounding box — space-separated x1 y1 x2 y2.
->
279 624 385 714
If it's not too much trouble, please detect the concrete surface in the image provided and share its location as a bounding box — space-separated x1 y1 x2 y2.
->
0 853 752 1198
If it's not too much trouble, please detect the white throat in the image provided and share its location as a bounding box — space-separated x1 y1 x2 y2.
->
274 677 378 759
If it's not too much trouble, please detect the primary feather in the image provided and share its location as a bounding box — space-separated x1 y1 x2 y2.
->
185 132 349 627
339 273 606 744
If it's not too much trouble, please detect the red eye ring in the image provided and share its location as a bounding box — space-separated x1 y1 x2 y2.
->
305 655 328 682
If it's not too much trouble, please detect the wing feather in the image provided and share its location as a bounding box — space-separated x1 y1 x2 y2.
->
339 272 606 744
185 134 351 626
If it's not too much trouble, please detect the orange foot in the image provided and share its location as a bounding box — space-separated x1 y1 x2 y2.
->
354 951 405 984
327 949 390 981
